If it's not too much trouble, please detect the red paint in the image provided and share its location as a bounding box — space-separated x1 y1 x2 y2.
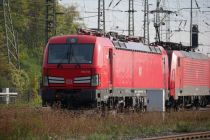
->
42 35 209 100
42 35 168 92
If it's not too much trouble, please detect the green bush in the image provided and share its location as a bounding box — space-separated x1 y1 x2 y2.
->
175 121 192 132
10 66 29 98
86 133 113 140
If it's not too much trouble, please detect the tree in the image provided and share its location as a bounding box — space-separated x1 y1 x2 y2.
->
56 5 82 35
0 0 83 103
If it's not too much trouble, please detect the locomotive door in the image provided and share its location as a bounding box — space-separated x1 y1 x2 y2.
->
108 49 113 91
163 56 168 94
170 69 175 96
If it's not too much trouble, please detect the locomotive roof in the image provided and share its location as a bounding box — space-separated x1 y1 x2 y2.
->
180 51 209 60
112 41 162 54
48 35 97 44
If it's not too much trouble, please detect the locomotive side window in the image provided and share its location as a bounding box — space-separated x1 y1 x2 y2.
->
48 44 69 64
149 46 157 53
119 42 126 48
155 47 161 54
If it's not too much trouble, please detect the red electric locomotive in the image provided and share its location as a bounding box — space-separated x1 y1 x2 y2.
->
167 50 210 108
41 34 168 110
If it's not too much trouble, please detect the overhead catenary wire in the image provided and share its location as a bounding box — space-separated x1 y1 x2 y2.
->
13 0 209 45
113 0 123 8
108 0 114 8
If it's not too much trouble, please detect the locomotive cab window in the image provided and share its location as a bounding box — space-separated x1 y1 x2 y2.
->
48 44 94 64
48 44 69 64
70 44 94 64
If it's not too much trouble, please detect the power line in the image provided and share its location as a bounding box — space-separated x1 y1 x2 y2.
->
113 0 123 8
80 15 98 19
108 0 114 8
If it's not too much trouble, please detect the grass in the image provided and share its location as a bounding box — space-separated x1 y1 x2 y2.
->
0 105 210 139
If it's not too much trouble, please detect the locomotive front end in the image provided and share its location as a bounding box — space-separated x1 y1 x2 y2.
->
41 35 100 107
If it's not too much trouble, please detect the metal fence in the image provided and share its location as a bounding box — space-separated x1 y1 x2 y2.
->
0 88 18 104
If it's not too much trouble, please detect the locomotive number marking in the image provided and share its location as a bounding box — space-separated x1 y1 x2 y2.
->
81 70 91 74
66 79 73 85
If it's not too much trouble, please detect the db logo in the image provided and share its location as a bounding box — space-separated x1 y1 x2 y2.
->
66 79 73 85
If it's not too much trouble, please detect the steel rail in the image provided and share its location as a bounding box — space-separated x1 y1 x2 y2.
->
145 131 210 140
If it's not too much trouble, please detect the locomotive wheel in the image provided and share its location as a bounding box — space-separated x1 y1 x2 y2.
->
116 100 125 113
42 100 47 107
52 101 61 109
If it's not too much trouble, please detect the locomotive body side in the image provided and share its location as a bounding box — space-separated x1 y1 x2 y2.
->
102 42 169 111
111 44 168 93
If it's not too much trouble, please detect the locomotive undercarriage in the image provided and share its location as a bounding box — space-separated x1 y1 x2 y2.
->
97 96 147 113
166 95 209 111
42 88 210 112
96 88 148 112
41 88 97 108
42 88 147 112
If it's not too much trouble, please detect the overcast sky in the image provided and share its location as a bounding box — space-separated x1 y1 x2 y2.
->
59 0 210 51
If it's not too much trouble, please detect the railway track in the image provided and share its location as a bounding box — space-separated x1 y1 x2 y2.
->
40 104 210 114
145 131 210 140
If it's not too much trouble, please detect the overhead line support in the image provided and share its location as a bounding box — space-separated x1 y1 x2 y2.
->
2 0 20 69
45 0 56 44
128 0 134 36
98 0 105 34
143 0 150 45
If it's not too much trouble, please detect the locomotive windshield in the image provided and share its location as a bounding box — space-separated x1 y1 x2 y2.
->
48 44 94 64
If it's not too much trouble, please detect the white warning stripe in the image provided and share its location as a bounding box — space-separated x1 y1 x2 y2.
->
48 76 64 81
73 80 91 84
49 80 65 84
74 76 91 81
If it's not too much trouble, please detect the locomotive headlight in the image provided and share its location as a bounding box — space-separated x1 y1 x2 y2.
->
43 76 48 86
91 74 99 86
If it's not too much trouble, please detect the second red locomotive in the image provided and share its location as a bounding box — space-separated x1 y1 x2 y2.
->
167 50 210 109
